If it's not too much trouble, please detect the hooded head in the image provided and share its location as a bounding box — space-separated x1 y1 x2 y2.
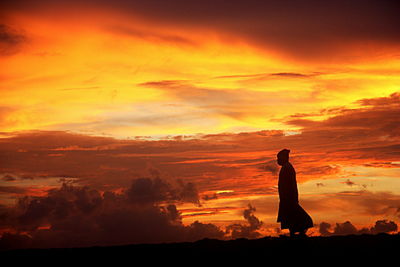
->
277 149 290 166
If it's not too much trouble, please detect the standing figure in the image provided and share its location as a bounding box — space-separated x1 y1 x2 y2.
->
276 149 313 237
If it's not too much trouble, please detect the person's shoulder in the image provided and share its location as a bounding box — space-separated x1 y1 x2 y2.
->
283 162 292 167
286 162 295 171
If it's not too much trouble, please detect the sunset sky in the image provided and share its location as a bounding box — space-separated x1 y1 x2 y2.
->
1 0 400 248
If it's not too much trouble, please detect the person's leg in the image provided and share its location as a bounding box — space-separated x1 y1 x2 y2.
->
298 229 308 237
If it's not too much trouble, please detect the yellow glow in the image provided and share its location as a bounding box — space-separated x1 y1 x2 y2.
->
1 12 399 138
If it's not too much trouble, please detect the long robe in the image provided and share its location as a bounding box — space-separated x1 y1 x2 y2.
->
277 162 313 231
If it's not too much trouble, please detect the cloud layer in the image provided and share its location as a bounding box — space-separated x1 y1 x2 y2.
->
0 93 399 201
2 0 399 60
319 220 398 236
0 179 267 249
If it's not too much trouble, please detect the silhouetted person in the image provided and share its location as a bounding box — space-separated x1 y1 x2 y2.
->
276 149 313 237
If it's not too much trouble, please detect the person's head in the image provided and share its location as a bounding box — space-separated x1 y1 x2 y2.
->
277 149 290 166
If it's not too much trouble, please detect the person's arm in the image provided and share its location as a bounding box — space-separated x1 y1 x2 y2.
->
279 167 298 203
291 168 299 203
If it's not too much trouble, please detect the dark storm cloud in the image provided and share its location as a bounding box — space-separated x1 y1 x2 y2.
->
0 179 223 249
370 220 398 234
0 180 263 249
125 177 200 205
319 222 332 236
332 221 358 235
226 204 263 239
2 0 399 60
319 220 398 236
0 24 26 56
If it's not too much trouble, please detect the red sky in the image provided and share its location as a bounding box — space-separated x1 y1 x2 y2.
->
1 0 400 248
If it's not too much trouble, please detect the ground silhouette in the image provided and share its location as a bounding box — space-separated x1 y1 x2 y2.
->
1 234 399 263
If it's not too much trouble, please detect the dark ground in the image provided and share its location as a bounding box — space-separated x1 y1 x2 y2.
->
1 234 399 263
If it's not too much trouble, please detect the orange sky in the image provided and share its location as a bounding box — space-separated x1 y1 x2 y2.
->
1 0 400 247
